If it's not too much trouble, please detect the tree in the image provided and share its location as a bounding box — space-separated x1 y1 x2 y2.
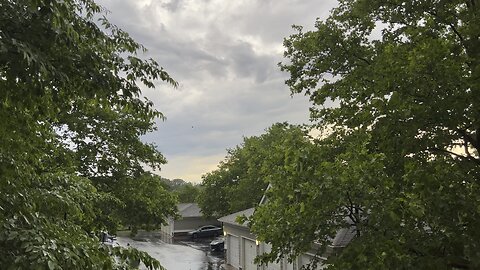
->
116 174 178 235
0 0 176 268
157 177 201 203
198 123 310 218
173 182 201 203
198 168 236 218
250 1 480 269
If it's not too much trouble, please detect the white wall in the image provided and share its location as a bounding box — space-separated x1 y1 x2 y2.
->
261 243 281 270
223 223 325 270
243 238 257 270
228 234 241 269
174 217 220 231
160 217 174 236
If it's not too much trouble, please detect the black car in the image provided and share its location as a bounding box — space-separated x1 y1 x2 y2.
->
188 225 223 238
210 237 225 252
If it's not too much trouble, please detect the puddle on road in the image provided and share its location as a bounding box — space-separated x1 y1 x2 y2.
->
178 238 224 270
116 235 225 270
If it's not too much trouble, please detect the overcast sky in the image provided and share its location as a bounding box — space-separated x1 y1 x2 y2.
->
96 0 338 183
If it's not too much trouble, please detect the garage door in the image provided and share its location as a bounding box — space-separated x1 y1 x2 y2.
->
284 259 295 270
228 235 240 268
243 238 257 270
300 253 313 269
264 244 281 270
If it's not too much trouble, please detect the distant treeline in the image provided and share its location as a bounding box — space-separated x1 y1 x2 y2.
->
159 177 201 204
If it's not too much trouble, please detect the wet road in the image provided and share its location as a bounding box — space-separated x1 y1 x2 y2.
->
116 234 224 270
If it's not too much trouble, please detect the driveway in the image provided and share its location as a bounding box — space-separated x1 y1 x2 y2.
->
116 234 225 270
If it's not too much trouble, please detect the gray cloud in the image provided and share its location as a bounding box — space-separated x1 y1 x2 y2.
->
96 0 338 182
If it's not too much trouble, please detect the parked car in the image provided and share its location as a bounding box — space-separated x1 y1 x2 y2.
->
188 225 222 238
100 231 117 243
210 237 224 252
99 231 119 247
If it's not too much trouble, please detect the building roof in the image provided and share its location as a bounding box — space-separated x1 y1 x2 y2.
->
259 188 356 249
218 207 255 227
177 203 203 218
219 205 356 249
331 227 356 248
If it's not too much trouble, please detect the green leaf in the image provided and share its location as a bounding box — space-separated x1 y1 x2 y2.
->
47 260 56 270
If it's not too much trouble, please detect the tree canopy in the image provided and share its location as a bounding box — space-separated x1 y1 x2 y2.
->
198 123 311 218
250 1 480 269
173 183 201 203
158 177 202 203
1 0 177 268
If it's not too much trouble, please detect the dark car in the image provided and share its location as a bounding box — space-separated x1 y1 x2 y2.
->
210 237 225 252
188 225 223 239
100 231 117 244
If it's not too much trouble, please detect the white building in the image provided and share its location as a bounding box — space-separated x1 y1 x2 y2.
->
219 208 326 270
161 203 220 237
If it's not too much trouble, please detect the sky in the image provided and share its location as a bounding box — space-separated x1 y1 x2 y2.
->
96 0 338 183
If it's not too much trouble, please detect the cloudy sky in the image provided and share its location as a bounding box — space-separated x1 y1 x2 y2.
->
96 0 338 183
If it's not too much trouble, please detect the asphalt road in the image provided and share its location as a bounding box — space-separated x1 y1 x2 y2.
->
116 234 225 270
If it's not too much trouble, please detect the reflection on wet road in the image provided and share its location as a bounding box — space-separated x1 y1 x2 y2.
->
116 234 224 270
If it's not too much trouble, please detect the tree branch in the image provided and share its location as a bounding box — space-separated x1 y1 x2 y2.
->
466 0 476 9
448 22 466 45
457 128 480 154
476 127 480 152
345 191 362 227
338 38 371 66
424 10 469 53
464 138 471 157
428 147 480 165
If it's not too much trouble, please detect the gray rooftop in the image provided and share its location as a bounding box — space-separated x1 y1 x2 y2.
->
219 206 356 248
177 203 203 218
218 207 255 227
331 227 356 248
